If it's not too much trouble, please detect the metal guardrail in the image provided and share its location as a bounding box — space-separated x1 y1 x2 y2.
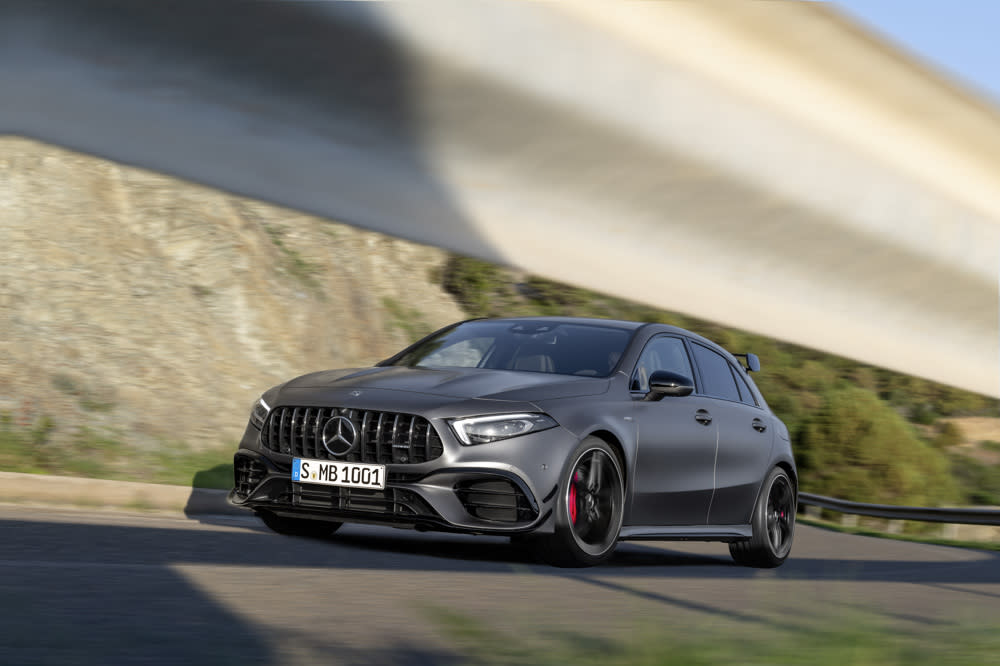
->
798 492 1000 526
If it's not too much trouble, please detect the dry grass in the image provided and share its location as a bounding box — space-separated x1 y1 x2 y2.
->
944 417 1000 465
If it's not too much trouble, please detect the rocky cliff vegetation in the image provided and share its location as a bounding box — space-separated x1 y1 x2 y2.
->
1 136 464 451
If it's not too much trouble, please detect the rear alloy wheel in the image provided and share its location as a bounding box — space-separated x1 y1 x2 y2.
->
257 511 342 538
730 467 795 568
537 437 624 567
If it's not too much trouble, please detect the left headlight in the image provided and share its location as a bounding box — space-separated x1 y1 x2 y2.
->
249 397 270 430
449 413 558 446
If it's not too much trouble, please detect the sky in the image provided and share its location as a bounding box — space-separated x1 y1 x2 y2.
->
833 0 1000 105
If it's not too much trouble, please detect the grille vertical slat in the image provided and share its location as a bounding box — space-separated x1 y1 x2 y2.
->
291 408 301 458
280 408 291 454
390 414 403 463
268 408 279 453
306 408 314 458
261 406 441 464
376 413 387 463
346 409 358 462
361 411 374 461
320 408 332 458
406 415 416 463
303 408 314 458
316 408 325 458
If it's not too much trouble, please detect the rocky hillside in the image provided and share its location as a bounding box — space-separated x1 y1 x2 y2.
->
0 136 465 450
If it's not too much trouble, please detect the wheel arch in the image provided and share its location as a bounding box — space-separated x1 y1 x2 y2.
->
584 429 628 492
774 460 798 495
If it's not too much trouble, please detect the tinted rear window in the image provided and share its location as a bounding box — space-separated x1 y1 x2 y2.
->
732 366 759 406
691 343 741 401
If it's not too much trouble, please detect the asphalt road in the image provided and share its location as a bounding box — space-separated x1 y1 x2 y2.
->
0 506 997 665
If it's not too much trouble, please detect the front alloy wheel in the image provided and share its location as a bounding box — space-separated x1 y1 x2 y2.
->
538 437 624 567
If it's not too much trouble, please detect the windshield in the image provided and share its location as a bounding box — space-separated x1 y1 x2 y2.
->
388 321 633 377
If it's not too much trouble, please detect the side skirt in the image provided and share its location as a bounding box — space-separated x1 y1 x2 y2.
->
619 524 752 542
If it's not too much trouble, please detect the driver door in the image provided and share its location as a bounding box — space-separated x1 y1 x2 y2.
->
627 335 716 526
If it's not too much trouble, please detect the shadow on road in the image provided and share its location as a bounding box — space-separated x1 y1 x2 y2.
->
6 514 995 585
2 514 996 663
0 516 463 665
323 525 1000 584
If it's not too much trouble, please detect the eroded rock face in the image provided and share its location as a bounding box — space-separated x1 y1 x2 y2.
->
0 137 464 448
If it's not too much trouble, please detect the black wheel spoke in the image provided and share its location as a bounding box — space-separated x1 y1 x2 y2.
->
587 452 602 493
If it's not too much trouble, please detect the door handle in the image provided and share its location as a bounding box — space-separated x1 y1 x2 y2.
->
695 409 712 426
752 418 767 433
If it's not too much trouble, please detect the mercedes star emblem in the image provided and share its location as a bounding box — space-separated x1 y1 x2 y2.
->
321 415 358 456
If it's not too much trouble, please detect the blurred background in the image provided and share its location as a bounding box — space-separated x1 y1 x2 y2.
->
1 1 999 662
2 0 997 511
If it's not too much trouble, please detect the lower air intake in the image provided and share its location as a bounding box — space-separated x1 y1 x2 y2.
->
233 456 267 498
454 478 537 523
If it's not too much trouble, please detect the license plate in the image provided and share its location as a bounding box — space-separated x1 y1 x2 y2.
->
292 458 386 490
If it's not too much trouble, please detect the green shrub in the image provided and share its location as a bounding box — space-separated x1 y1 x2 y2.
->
441 255 509 317
932 421 964 449
950 454 1000 506
796 386 958 506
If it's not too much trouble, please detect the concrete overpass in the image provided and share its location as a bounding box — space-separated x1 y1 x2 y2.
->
2 1 997 396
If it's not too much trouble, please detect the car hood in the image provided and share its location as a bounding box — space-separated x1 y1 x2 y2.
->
283 365 610 402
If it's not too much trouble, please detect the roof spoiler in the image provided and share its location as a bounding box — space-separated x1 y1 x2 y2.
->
732 353 761 373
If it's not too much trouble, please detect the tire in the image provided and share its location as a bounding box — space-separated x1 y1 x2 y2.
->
535 437 625 567
730 467 796 568
257 511 343 538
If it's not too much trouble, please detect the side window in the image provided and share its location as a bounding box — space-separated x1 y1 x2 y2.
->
630 336 694 392
691 343 741 402
731 366 758 407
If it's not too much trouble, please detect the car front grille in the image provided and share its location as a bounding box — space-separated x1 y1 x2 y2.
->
454 478 537 523
291 483 437 519
261 406 443 464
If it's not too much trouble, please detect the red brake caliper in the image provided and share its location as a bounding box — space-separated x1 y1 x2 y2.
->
569 469 583 525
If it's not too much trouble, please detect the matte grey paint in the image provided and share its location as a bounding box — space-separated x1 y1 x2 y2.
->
231 317 796 543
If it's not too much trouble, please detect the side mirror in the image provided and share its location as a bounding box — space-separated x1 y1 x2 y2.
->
645 371 695 400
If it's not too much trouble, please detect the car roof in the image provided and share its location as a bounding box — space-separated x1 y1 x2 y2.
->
471 316 645 331
471 317 734 356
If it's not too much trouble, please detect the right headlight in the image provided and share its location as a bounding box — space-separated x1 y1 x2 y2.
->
249 397 270 430
449 413 558 446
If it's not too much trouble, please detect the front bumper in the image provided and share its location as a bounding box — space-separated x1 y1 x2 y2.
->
228 419 570 535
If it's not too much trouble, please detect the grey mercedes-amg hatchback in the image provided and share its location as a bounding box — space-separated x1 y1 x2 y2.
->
230 317 797 567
